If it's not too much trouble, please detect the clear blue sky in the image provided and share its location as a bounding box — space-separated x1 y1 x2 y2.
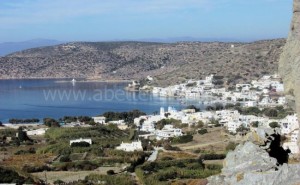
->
0 0 293 42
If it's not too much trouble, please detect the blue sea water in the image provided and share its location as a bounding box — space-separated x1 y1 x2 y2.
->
0 79 203 122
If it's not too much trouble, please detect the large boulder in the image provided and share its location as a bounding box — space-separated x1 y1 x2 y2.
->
208 142 300 185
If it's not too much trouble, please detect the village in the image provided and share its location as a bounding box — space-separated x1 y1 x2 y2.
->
2 74 297 155
0 74 299 184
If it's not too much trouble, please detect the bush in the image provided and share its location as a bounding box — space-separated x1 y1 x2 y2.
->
107 170 115 175
59 155 71 162
71 141 91 147
269 122 280 128
226 142 237 151
198 129 208 135
195 121 204 128
171 135 193 144
200 153 226 160
163 144 181 151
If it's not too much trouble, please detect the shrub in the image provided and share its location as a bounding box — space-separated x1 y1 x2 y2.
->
226 142 238 151
200 153 226 160
269 122 280 128
59 155 71 162
163 144 181 151
198 129 208 135
171 135 193 144
107 170 115 175
71 141 90 147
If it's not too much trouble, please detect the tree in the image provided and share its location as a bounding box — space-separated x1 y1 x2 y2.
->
269 122 280 128
185 105 200 112
226 142 237 151
71 141 90 147
59 155 71 162
107 170 115 175
251 121 259 128
198 129 208 135
263 108 278 118
195 121 204 128
17 127 31 142
43 118 60 127
236 125 249 133
54 179 65 185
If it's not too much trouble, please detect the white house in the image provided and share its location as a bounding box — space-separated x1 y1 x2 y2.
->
283 129 299 154
70 138 92 146
26 128 48 136
291 129 299 142
155 125 183 140
92 116 106 124
227 121 243 133
280 114 299 135
116 141 143 152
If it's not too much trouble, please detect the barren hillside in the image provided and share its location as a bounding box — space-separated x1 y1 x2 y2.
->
0 39 285 86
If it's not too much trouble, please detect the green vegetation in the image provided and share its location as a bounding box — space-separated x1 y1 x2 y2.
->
171 134 193 144
38 125 129 155
185 105 201 112
199 153 226 160
251 121 259 128
269 122 280 128
8 118 39 124
43 118 60 127
102 110 146 123
70 141 91 147
226 142 238 151
84 174 135 185
236 125 250 133
0 167 35 184
135 158 221 185
198 128 208 135
155 118 181 130
59 116 95 124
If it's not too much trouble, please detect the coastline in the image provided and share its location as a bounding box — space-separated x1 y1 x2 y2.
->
0 77 132 83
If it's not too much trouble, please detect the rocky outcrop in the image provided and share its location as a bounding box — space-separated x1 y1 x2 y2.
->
208 142 300 185
279 0 300 147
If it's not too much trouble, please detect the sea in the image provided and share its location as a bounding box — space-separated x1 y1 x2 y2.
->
0 79 205 123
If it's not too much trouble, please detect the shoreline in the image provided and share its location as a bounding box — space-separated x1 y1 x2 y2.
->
0 77 132 83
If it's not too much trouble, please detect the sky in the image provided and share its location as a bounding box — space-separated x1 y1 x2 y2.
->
0 0 294 42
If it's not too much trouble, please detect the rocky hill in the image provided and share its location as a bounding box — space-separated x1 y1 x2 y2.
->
279 0 300 148
0 39 285 86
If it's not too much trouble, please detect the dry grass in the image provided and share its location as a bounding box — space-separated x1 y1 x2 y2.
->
0 153 55 170
31 167 122 184
158 151 198 160
175 127 233 153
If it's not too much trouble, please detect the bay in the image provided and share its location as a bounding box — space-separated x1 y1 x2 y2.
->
0 79 204 122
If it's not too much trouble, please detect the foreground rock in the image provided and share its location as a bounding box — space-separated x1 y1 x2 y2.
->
279 0 300 148
208 142 300 185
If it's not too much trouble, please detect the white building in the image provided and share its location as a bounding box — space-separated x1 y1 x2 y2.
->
26 128 48 136
280 114 299 135
155 125 183 140
116 141 143 152
92 116 106 124
70 138 92 146
283 129 299 154
227 121 243 133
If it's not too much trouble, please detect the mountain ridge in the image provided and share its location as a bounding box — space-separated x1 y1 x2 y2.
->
0 39 285 87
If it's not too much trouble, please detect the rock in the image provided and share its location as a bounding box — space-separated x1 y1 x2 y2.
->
222 142 277 176
279 0 300 148
208 142 300 185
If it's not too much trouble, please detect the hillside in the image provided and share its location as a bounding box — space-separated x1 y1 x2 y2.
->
0 39 285 86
